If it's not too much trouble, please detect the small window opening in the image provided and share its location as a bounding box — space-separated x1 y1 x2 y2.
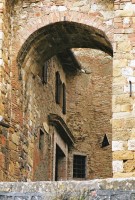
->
39 129 44 151
55 72 61 104
55 72 66 114
42 62 48 84
73 155 86 178
62 83 66 114
101 134 109 148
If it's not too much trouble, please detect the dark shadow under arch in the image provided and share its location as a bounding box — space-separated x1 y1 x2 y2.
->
17 21 113 73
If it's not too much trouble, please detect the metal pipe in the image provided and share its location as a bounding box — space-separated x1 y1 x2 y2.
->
0 121 10 128
129 81 132 97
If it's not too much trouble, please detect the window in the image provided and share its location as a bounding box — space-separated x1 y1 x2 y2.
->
62 83 66 114
39 129 44 151
73 155 86 178
42 62 48 84
55 72 61 104
55 72 66 114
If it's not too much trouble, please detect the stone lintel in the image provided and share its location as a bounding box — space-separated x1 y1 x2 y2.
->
48 113 75 146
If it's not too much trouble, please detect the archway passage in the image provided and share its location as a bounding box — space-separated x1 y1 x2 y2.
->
16 20 113 181
17 21 113 74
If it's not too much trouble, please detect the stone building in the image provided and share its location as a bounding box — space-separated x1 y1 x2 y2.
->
0 0 135 182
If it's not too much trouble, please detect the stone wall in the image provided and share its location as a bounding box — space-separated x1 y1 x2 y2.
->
0 0 13 181
1 0 135 181
0 0 114 181
113 0 135 177
0 178 135 199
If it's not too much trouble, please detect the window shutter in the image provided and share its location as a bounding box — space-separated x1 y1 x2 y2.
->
62 83 66 114
42 62 48 84
39 129 44 151
55 72 61 104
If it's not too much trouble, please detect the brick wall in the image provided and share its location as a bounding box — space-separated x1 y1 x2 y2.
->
21 56 67 181
67 49 112 179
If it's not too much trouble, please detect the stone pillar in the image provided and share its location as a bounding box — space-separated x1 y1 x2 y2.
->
113 0 135 177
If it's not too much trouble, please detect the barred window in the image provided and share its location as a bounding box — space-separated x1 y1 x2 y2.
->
73 155 86 178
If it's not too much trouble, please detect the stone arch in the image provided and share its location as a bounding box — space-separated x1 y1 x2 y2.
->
12 10 113 181
16 11 113 68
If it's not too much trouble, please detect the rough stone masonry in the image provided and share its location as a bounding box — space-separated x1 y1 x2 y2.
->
0 178 135 200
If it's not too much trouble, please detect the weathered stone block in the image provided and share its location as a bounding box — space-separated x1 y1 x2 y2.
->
0 152 4 168
57 6 67 11
113 172 135 178
124 160 135 172
112 130 130 141
122 67 133 76
120 104 132 112
123 17 130 24
130 130 135 139
114 34 128 42
9 162 15 175
112 141 125 151
115 94 132 104
8 141 17 151
0 103 4 115
113 67 121 77
115 10 134 17
113 160 123 172
113 59 128 68
112 104 121 112
117 41 131 52
129 60 135 67
113 151 134 160
73 1 85 7
128 140 135 150
0 31 4 40
12 134 19 146
113 76 126 85
112 119 124 129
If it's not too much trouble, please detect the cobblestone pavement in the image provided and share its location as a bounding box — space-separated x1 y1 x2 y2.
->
0 190 135 200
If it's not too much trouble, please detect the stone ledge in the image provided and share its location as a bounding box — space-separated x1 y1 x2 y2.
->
0 178 135 199
0 190 135 200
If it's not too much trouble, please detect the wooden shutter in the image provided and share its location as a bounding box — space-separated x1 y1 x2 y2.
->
39 129 44 151
55 72 61 104
42 62 48 84
62 83 66 114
